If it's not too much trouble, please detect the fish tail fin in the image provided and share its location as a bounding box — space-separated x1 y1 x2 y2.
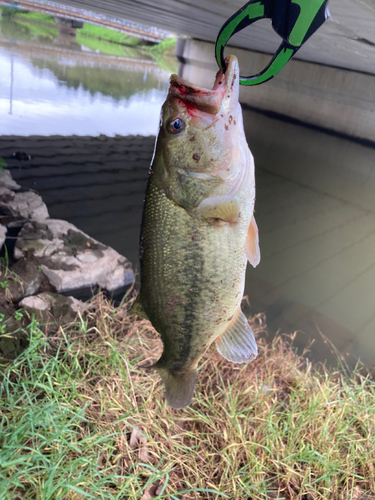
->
153 365 197 410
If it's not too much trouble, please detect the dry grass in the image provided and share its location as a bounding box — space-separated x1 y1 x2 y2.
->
1 292 374 499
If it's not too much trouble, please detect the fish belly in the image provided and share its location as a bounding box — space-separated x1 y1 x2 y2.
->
138 177 248 373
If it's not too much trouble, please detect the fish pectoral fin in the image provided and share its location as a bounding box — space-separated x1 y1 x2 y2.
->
246 216 261 268
195 196 240 223
129 294 149 320
153 365 197 410
215 308 258 363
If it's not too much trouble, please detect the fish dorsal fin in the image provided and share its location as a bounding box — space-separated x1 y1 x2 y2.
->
195 196 240 223
154 366 197 410
246 216 260 268
129 294 149 320
215 308 258 363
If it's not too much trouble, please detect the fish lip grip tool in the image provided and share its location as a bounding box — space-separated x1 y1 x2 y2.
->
215 0 330 86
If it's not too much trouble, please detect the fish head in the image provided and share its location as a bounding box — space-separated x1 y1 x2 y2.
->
152 55 253 209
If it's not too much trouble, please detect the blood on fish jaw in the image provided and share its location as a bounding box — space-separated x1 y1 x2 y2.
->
179 99 200 118
168 55 239 123
169 73 227 115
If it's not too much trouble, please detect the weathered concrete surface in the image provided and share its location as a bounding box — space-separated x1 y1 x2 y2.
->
177 39 375 143
41 0 375 75
14 219 134 294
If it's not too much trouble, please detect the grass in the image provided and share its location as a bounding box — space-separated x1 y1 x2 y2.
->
12 10 56 25
0 292 374 499
10 18 59 40
76 31 142 59
145 38 177 56
0 7 56 24
0 157 6 171
0 6 28 17
80 23 142 47
142 38 178 73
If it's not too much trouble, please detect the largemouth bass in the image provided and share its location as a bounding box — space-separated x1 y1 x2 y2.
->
131 55 260 409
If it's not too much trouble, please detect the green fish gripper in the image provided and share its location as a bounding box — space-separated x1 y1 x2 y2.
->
215 0 330 86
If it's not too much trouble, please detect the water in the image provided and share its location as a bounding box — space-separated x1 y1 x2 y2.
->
0 15 171 136
1 14 375 370
243 109 375 370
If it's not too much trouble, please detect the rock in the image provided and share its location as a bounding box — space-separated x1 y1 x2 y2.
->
2 258 54 304
0 188 49 221
0 305 28 360
0 224 6 251
15 219 134 295
19 292 93 333
0 169 20 190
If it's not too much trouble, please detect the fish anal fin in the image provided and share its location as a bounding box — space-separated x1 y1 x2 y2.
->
215 308 258 363
129 294 149 320
154 365 197 410
246 216 260 268
196 195 240 223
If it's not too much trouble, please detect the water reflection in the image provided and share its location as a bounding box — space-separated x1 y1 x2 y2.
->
0 16 59 44
242 109 375 371
0 15 172 136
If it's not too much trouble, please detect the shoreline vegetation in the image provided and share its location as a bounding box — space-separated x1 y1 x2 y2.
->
0 286 374 499
0 7 178 72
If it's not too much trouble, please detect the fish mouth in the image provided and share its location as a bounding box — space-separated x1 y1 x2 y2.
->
169 55 239 115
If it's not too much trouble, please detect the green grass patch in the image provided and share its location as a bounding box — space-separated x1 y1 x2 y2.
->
76 31 142 59
11 18 59 40
142 38 178 73
0 6 28 17
12 10 56 25
0 7 56 25
146 37 177 55
1 294 374 499
80 22 142 47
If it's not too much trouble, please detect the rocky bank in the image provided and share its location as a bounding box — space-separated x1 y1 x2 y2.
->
0 167 134 358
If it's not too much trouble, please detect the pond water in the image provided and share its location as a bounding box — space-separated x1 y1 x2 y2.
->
1 13 375 371
243 110 375 372
0 15 171 136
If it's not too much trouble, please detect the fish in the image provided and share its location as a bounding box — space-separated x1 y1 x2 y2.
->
131 55 260 410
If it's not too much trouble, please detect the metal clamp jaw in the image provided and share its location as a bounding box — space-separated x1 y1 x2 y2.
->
215 0 330 86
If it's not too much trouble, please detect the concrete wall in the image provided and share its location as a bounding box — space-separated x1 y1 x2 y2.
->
176 38 375 144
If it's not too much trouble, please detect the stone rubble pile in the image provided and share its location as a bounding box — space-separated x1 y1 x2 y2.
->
0 168 135 358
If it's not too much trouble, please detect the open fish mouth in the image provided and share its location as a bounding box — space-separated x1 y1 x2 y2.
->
169 55 239 115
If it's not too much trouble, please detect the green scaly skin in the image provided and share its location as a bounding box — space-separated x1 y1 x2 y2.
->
139 160 249 373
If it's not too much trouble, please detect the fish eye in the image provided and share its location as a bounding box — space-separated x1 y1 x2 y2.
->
168 117 185 134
